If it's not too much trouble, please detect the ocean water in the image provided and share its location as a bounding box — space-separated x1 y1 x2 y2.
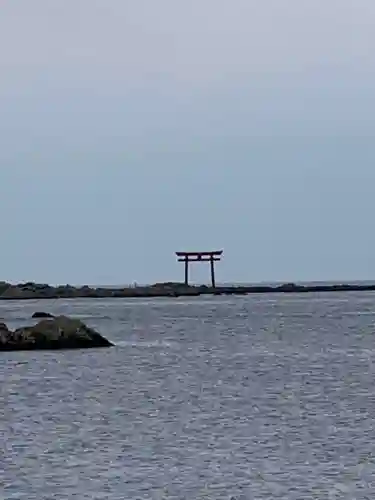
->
1 292 375 499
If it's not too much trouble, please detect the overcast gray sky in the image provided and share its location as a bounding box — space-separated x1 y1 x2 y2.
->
1 1 375 285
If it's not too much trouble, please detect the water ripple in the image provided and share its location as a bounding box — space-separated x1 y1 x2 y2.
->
1 292 375 498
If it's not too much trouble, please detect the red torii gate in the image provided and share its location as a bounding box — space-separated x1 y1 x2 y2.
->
175 250 223 288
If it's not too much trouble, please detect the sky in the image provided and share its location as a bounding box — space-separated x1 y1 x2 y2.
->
1 1 375 285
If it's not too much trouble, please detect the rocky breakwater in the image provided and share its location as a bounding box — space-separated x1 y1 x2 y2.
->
2 280 375 300
0 281 201 299
0 281 108 299
0 315 113 351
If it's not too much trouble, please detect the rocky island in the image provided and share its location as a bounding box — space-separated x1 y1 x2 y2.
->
0 280 374 300
0 315 113 351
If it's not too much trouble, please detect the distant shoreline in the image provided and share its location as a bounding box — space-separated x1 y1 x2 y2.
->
1 281 375 300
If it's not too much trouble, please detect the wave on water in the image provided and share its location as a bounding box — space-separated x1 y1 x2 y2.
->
114 340 176 348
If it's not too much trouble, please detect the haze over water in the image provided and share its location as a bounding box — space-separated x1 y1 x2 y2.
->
2 292 375 499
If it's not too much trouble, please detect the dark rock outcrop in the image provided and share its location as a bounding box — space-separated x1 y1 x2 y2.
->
32 311 55 319
0 316 113 351
0 282 10 295
0 322 9 335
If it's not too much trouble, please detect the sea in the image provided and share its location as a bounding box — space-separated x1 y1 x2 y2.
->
2 290 375 499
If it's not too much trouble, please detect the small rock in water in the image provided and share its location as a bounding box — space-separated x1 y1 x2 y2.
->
0 315 113 351
32 311 55 319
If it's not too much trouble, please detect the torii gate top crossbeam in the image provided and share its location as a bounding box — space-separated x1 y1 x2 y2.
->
176 251 223 257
